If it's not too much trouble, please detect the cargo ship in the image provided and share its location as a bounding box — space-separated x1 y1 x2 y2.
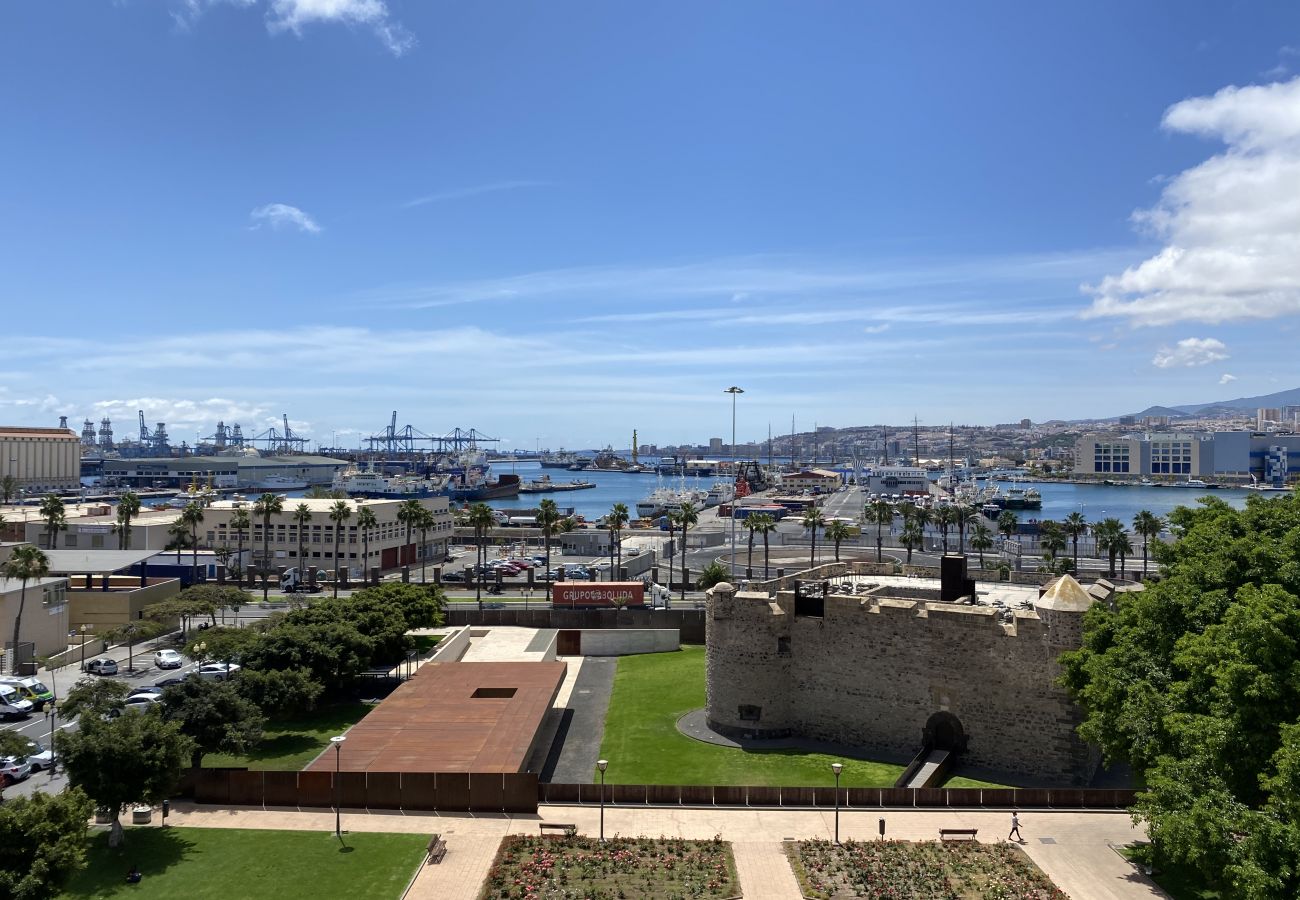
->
449 472 521 501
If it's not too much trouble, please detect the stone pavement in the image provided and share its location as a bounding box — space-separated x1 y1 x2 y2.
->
156 801 1168 899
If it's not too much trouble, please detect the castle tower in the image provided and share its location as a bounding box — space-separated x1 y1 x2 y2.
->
1034 574 1095 650
705 581 794 739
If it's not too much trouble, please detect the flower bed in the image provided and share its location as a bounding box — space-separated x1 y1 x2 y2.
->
481 834 740 899
787 839 1067 899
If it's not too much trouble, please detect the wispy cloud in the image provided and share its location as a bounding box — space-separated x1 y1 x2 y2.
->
167 1 414 56
403 181 551 209
1219 373 1237 385
1152 337 1229 368
249 203 321 234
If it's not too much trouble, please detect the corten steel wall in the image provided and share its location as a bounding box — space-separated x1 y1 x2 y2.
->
186 769 538 813
445 608 707 643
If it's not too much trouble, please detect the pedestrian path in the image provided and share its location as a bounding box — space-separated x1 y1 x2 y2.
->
156 801 1167 899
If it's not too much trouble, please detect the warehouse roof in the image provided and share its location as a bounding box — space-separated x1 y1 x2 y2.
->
40 549 159 574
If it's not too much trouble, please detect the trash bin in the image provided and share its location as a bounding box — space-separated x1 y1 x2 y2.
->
132 806 152 825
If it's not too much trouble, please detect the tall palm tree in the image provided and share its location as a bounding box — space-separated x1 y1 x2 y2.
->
328 500 352 597
536 499 562 585
396 498 423 572
1063 511 1088 572
868 500 893 563
900 516 923 565
997 510 1018 540
825 520 852 562
179 501 205 585
802 506 826 569
673 502 699 606
229 507 251 584
1132 510 1165 579
1039 520 1067 570
291 503 313 577
607 503 630 578
1115 530 1134 579
742 516 759 574
912 506 932 554
933 505 954 554
252 492 285 602
166 520 192 562
356 504 378 585
748 513 777 580
970 521 994 568
3 546 48 674
954 504 978 554
114 491 142 550
1092 518 1126 578
415 506 436 584
38 494 65 550
466 503 497 610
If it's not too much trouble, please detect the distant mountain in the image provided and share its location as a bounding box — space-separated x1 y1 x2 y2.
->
1122 386 1300 419
1131 405 1191 419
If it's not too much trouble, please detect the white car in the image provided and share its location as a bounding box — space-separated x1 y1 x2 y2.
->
196 663 241 681
122 694 161 711
23 740 56 773
0 757 32 785
154 649 183 669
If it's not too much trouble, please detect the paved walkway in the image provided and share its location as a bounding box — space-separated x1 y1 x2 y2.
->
156 802 1168 900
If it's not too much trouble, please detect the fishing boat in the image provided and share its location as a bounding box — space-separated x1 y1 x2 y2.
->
448 472 521 501
704 479 736 508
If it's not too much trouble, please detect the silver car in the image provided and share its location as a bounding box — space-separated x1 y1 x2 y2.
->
23 740 56 773
0 756 32 785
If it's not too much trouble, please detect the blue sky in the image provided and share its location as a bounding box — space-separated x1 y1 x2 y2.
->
2 2 1299 450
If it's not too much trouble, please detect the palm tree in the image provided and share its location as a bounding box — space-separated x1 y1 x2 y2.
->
802 506 826 569
1092 518 1126 578
868 500 893 563
933 505 953 554
396 498 423 572
466 503 497 610
1132 510 1164 579
328 500 352 597
3 546 48 674
1039 520 1067 570
291 503 313 577
38 494 65 550
607 503 630 577
825 520 852 562
673 501 699 606
166 520 192 562
749 513 778 580
414 506 437 584
179 501 205 585
900 516 923 565
356 504 378 585
970 521 994 568
229 507 251 584
537 499 562 585
954 505 978 554
997 510 1018 540
114 491 142 550
252 492 285 602
742 516 759 574
1115 530 1134 578
912 506 932 553
1063 511 1088 572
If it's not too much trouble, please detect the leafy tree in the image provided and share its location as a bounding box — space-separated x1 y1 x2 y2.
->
825 519 852 562
59 678 130 721
57 710 194 847
229 506 251 583
672 501 699 606
291 502 312 578
37 495 65 550
801 506 825 569
866 500 894 564
114 491 142 551
607 502 630 577
235 666 323 716
1132 509 1165 579
251 492 285 601
1063 511 1088 571
3 546 49 674
355 502 378 585
350 583 445 631
328 499 352 597
0 788 95 900
536 499 562 583
697 560 730 590
466 502 496 610
160 677 265 768
102 619 166 674
1061 495 1300 898
970 521 994 568
179 501 205 585
0 475 17 505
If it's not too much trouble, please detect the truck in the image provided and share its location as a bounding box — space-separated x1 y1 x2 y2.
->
552 581 646 609
279 567 322 594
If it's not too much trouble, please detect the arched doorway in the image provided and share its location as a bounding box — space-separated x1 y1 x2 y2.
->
923 711 968 754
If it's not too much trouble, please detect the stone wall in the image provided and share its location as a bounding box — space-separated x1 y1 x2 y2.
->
705 585 1099 784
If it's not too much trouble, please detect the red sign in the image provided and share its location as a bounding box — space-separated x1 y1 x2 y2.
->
551 581 646 608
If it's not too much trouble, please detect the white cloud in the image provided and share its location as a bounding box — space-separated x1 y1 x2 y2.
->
1151 337 1229 369
403 181 549 208
863 324 890 334
249 203 321 233
267 0 414 56
1219 373 1238 384
1083 77 1300 326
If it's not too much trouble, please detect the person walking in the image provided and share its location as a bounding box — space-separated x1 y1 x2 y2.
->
1008 811 1024 843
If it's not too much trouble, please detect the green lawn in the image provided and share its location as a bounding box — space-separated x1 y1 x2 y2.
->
1119 847 1222 900
60 828 428 900
202 702 374 770
597 646 905 786
412 634 443 653
942 775 1010 789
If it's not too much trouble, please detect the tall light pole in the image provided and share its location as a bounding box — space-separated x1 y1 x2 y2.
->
725 387 744 576
330 735 346 839
596 758 609 841
831 762 843 844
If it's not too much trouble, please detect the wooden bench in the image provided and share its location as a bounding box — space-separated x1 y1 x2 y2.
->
426 834 447 864
538 822 576 837
939 828 979 841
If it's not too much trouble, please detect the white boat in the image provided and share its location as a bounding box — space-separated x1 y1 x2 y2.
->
252 474 308 491
704 479 736 508
1174 479 1210 489
332 465 446 498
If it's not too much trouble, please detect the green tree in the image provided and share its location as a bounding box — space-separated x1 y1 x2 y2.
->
933 504 953 554
396 498 423 574
1114 529 1133 578
825 519 852 562
37 494 65 550
114 491 142 551
102 619 165 674
868 500 893 563
234 666 324 716
996 509 1018 540
536 499 562 584
328 499 352 598
0 788 95 900
1132 509 1165 579
801 506 826 569
1091 517 1125 578
0 475 17 505
251 492 284 602
954 504 978 554
411 506 435 584
355 503 378 585
3 546 49 674
466 503 496 610
160 677 265 768
970 521 994 568
179 501 205 585
672 502 699 606
607 502 630 577
1063 511 1088 572
229 506 251 583
697 560 730 590
741 515 759 574
57 710 194 847
60 678 131 721
165 519 192 564
1039 520 1067 568
291 502 312 578
748 513 778 580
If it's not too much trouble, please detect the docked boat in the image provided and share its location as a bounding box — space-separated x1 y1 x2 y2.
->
332 466 447 498
448 472 521 501
1174 479 1210 489
704 479 736 508
540 451 581 469
518 475 597 494
252 474 308 491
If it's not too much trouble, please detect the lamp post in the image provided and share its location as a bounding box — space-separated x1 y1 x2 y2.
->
831 762 843 844
724 387 744 576
79 624 89 671
596 758 608 841
330 735 346 838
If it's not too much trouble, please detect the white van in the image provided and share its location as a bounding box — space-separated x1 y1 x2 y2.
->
0 685 34 720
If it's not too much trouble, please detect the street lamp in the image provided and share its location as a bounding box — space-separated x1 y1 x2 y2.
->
79 624 89 671
596 758 609 841
330 735 346 838
831 762 843 844
724 387 744 576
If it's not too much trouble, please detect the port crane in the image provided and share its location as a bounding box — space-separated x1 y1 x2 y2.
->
247 414 308 453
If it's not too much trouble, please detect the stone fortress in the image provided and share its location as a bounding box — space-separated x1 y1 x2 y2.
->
705 557 1105 784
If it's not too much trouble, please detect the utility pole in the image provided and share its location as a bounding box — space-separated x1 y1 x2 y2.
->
913 417 920 468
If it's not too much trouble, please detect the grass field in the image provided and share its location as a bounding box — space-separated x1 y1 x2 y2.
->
202 701 373 770
59 828 428 900
596 646 906 786
1119 847 1221 900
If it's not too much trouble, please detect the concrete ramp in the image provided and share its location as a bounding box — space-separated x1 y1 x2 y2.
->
902 748 951 788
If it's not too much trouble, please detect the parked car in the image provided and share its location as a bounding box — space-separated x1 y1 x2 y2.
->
441 572 465 582
0 757 31 785
154 649 183 669
128 686 164 698
22 740 55 773
85 657 118 676
155 676 187 688
122 694 161 711
196 663 241 682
